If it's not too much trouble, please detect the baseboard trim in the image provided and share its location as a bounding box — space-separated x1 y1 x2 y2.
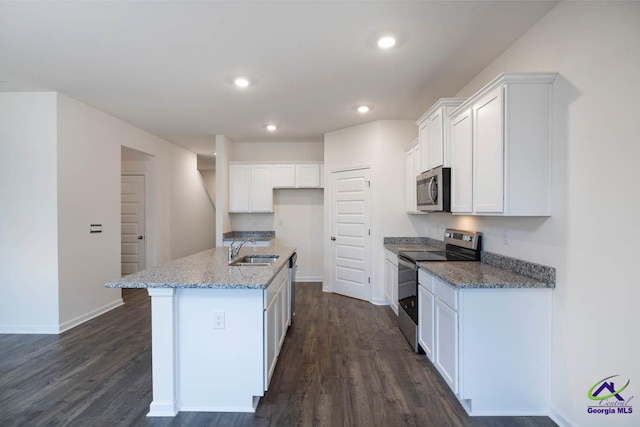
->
58 298 124 333
295 276 323 282
371 297 388 306
549 406 572 427
147 400 178 417
0 324 60 334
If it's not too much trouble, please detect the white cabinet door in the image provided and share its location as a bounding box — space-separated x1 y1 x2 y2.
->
427 109 444 170
473 87 504 213
418 122 429 174
435 298 458 394
418 284 435 362
296 164 321 188
271 164 296 188
450 108 473 214
278 275 288 351
250 165 273 212
264 296 277 390
229 164 251 212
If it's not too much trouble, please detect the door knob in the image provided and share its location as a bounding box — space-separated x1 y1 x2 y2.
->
330 236 336 241
138 235 144 240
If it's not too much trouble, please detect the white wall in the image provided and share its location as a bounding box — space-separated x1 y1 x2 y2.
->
1 92 215 333
56 94 123 330
410 3 640 426
215 135 234 246
231 141 323 162
324 120 418 303
0 93 60 332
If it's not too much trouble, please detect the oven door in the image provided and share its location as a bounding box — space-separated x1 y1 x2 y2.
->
397 256 418 324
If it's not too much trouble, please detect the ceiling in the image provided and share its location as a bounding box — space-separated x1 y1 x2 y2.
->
0 1 558 156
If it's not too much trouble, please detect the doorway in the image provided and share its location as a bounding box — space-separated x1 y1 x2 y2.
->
121 174 146 275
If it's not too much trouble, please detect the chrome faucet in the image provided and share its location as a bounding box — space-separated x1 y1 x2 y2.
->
228 238 256 261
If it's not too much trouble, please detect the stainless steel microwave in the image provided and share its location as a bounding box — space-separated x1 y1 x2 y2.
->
417 166 451 212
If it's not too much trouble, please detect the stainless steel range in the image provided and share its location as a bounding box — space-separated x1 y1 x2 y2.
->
397 229 482 353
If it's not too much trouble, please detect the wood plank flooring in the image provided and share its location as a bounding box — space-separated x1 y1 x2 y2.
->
0 283 557 427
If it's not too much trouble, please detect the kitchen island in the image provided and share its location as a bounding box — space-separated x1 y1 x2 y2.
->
106 246 296 417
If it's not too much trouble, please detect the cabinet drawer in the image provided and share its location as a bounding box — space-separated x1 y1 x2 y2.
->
418 268 434 293
264 265 287 309
435 278 457 310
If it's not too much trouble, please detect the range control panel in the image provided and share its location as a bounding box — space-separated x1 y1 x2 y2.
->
443 228 482 250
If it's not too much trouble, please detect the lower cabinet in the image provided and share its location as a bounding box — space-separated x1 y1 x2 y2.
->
383 249 398 314
417 267 552 415
263 265 290 391
417 269 435 362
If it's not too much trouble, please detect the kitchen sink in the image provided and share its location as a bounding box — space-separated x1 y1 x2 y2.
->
229 255 280 266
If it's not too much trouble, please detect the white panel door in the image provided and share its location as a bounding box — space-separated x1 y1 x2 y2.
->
330 168 371 302
121 175 145 275
473 87 504 213
435 298 459 394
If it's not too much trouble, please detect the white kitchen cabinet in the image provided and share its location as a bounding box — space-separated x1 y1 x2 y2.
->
417 271 434 361
383 249 398 315
416 98 465 172
435 294 458 394
296 164 321 188
229 164 273 213
271 164 296 188
271 163 323 188
449 108 473 213
229 164 251 212
404 139 425 214
264 264 290 390
449 73 556 216
417 267 552 415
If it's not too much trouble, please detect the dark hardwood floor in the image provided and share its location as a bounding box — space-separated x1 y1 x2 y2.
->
0 283 556 427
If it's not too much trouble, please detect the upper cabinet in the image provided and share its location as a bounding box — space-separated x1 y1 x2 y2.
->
416 98 465 173
270 163 323 189
404 139 424 214
230 162 323 213
449 73 556 216
229 164 273 213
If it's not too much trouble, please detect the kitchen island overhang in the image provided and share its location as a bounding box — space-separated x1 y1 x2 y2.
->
106 246 296 417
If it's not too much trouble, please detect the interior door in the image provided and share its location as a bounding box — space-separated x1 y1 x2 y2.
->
121 175 145 275
330 168 371 302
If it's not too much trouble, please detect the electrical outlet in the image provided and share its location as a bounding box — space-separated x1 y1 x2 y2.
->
213 312 225 329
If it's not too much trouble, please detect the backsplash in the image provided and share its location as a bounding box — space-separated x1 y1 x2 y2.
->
481 251 555 285
383 236 445 249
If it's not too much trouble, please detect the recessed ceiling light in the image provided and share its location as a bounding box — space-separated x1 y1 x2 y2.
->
234 77 250 88
357 105 371 114
266 124 277 132
377 36 396 49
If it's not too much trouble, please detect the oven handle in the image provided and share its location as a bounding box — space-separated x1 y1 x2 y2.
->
397 255 418 271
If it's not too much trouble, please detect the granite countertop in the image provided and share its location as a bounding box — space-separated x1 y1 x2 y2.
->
384 243 442 254
222 231 275 241
105 246 296 289
383 237 555 289
417 261 553 289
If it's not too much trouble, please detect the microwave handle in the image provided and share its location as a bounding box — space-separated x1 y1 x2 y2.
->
428 177 436 204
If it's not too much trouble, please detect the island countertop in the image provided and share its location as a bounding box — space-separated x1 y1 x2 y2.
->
105 246 296 289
